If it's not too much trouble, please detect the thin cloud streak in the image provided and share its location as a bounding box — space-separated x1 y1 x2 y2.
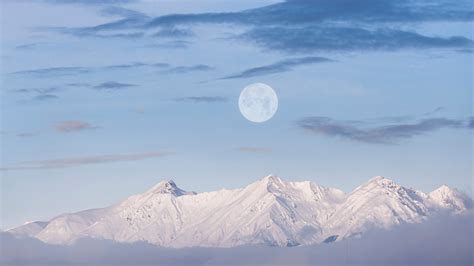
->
173 96 227 103
424 106 446 116
100 6 148 19
15 87 61 94
15 43 43 49
0 151 173 171
221 56 334 79
11 66 91 76
10 62 207 77
32 94 59 101
149 40 192 49
161 64 214 74
153 27 194 39
16 133 36 138
33 0 137 5
93 81 137 91
237 147 272 153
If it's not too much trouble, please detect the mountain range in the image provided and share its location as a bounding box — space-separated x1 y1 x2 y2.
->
7 175 472 247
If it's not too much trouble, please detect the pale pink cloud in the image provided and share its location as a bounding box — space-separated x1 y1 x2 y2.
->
54 120 97 133
0 151 173 171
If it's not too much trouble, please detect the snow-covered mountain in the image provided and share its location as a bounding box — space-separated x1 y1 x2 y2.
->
8 175 472 247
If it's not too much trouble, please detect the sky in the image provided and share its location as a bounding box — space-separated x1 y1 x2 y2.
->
0 0 473 229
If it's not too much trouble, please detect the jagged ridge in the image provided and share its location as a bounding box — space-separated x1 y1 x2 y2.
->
8 175 472 247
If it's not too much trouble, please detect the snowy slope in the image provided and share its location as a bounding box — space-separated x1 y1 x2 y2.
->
8 175 471 247
6 221 48 238
321 176 430 241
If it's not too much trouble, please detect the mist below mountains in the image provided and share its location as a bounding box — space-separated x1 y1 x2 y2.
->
2 211 472 266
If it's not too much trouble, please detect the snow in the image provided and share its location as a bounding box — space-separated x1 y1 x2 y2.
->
7 175 472 247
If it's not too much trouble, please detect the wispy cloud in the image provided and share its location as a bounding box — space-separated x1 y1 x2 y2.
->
15 87 61 94
11 62 167 77
100 6 148 19
221 56 334 79
34 0 137 5
11 62 202 77
15 87 61 102
93 81 136 91
16 132 36 138
148 40 192 49
62 30 145 39
14 87 62 101
237 147 272 153
153 27 194 39
468 117 474 129
457 48 474 54
12 66 91 77
43 17 148 39
12 81 136 102
162 64 214 74
423 106 446 116
65 82 91 87
13 84 88 101
0 151 172 171
53 120 97 133
297 116 472 144
32 94 60 101
15 43 43 50
241 27 473 53
173 96 227 103
50 0 473 53
103 62 169 70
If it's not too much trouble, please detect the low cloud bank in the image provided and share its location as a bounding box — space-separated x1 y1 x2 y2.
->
1 213 472 266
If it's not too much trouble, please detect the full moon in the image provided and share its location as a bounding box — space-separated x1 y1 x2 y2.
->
239 83 278 123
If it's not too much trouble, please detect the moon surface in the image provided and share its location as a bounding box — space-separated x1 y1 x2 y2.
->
239 83 278 123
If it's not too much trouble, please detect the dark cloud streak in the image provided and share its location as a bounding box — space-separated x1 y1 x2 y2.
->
298 116 471 144
242 26 473 53
93 81 136 91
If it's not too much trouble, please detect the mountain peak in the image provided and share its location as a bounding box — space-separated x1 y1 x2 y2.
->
432 185 452 193
257 175 285 190
261 174 282 183
428 185 471 211
365 176 399 187
368 176 386 182
148 180 189 196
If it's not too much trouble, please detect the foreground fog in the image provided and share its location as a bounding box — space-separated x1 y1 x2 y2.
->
1 212 472 266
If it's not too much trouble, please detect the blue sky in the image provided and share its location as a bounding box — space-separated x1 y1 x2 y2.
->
1 0 473 229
